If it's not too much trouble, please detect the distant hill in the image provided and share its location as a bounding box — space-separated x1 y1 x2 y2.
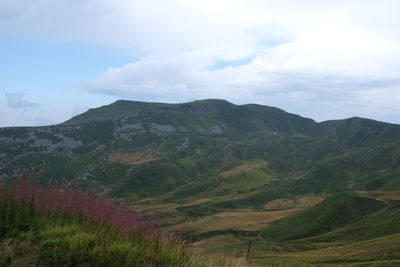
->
1 99 400 208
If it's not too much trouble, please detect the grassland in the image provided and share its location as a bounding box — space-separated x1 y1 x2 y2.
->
168 209 304 234
108 152 161 165
132 190 400 266
220 161 269 178
255 233 400 266
132 194 327 253
255 191 400 266
0 178 256 267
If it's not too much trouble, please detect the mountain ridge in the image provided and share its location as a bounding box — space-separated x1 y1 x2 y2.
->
1 99 399 204
63 99 399 127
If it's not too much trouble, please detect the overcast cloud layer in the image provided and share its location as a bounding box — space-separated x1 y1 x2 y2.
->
1 0 400 125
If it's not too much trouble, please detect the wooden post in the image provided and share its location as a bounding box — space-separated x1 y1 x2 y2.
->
246 240 252 260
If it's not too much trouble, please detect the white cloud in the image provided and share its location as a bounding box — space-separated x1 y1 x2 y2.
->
5 92 40 109
2 0 400 122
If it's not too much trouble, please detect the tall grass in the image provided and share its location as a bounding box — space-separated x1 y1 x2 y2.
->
0 176 175 239
0 176 256 266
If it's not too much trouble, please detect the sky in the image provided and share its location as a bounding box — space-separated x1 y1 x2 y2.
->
1 0 400 127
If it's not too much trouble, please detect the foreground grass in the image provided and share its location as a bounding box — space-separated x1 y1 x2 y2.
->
0 211 253 266
0 177 254 267
0 210 182 266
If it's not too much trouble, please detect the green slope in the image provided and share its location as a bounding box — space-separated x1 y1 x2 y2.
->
255 192 400 266
261 192 386 241
1 98 400 206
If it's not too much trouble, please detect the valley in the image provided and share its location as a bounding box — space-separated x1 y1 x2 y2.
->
132 190 400 266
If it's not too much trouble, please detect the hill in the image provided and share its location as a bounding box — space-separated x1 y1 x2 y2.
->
261 192 387 241
1 99 399 200
1 99 400 212
255 192 400 266
1 99 400 263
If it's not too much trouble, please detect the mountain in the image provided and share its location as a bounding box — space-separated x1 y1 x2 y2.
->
2 98 400 264
1 99 400 202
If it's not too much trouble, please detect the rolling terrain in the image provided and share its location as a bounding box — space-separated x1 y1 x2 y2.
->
1 99 400 265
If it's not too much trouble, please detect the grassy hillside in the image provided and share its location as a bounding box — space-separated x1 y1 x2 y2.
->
0 177 251 267
258 233 400 266
252 192 400 266
135 190 400 266
261 192 386 241
2 99 400 205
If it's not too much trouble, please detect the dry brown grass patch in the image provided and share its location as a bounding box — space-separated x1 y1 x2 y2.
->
263 195 325 211
263 199 296 210
107 151 161 165
169 209 304 233
220 160 269 178
132 197 217 212
294 195 326 208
